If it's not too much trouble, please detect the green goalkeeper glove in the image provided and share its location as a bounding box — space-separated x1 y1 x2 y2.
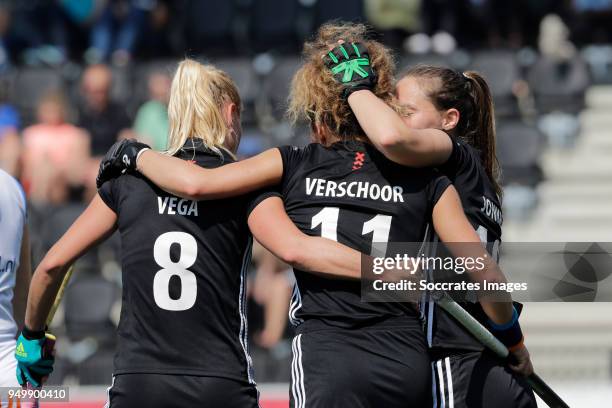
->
324 42 377 99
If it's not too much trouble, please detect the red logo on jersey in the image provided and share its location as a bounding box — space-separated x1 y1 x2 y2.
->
352 152 365 170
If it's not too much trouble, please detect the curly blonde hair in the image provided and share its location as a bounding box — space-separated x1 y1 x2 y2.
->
288 22 397 144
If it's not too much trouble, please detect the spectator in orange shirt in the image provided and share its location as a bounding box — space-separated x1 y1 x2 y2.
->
21 90 90 204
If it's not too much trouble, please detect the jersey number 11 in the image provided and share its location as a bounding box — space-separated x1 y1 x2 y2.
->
311 207 392 256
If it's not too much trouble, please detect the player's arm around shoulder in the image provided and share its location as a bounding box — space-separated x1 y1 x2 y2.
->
136 147 284 200
96 139 285 200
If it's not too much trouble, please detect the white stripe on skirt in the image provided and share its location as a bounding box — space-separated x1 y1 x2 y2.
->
445 357 454 408
436 359 446 408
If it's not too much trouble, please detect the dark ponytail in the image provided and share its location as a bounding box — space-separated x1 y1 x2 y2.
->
402 66 502 198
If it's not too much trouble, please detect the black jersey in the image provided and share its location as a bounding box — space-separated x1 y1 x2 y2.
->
425 135 504 353
277 141 451 332
439 135 503 242
98 140 271 383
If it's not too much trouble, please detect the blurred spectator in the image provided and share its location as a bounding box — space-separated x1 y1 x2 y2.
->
60 0 102 24
21 90 90 204
58 0 104 62
571 0 612 44
5 0 69 66
0 105 20 176
534 15 586 147
133 70 170 151
0 78 20 176
0 4 11 72
539 14 577 60
85 0 154 66
480 0 565 48
574 0 612 12
77 64 131 156
365 0 421 49
403 0 469 54
137 0 177 59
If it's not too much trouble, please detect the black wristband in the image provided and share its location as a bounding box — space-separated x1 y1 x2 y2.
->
22 325 46 340
492 320 524 349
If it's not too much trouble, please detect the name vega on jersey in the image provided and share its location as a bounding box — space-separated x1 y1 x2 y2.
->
157 196 199 216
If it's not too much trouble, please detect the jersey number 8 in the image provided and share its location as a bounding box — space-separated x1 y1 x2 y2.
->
153 232 198 311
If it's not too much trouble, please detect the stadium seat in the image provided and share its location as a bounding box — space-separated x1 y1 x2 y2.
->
8 67 64 126
538 111 581 148
182 0 237 54
212 57 258 125
76 348 115 385
46 274 119 385
250 342 293 382
237 129 269 158
251 0 299 52
468 50 521 117
109 66 134 108
63 274 119 345
398 51 468 74
132 59 177 109
216 58 255 96
314 0 364 24
496 120 545 219
261 56 301 119
256 56 303 141
527 55 591 114
37 203 101 272
496 119 545 187
581 45 612 84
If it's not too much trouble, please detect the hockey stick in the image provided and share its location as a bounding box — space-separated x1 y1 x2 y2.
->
40 264 75 360
46 264 74 326
435 293 570 408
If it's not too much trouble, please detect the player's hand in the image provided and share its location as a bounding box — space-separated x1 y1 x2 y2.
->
15 331 56 388
323 41 377 99
508 344 534 377
96 139 150 188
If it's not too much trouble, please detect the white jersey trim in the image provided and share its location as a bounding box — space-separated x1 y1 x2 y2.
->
238 237 255 384
291 334 305 408
289 281 304 327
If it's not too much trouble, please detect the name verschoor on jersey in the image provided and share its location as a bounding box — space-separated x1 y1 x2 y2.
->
306 177 405 203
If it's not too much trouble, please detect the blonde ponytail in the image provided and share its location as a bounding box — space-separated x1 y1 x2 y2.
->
166 59 241 158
